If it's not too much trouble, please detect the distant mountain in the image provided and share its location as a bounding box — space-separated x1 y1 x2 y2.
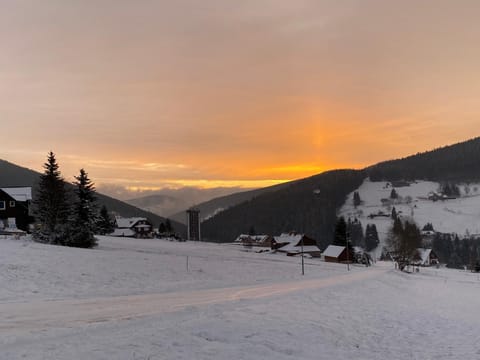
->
0 159 185 235
169 184 290 224
123 186 257 220
126 194 188 218
202 137 480 246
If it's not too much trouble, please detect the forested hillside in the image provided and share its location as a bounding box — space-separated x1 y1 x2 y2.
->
368 137 480 182
0 159 185 233
201 170 366 248
202 137 480 246
169 183 289 224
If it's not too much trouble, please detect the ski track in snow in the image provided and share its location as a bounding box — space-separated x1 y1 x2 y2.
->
2 236 480 359
0 268 385 335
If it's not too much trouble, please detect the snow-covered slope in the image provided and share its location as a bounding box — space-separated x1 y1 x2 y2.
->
1 235 480 359
339 178 480 250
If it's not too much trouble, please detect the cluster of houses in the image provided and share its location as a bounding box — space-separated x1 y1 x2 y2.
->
0 185 441 268
234 231 439 267
235 232 347 262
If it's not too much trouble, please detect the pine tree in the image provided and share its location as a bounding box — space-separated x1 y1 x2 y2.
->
391 206 398 220
365 224 380 251
348 218 364 247
67 168 97 248
388 219 421 268
33 152 69 244
390 188 398 199
158 222 166 235
333 216 347 246
96 205 113 235
422 223 434 231
165 218 173 234
353 191 361 207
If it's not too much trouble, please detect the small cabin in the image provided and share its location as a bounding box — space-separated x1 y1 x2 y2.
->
323 245 354 263
111 217 153 238
0 187 33 233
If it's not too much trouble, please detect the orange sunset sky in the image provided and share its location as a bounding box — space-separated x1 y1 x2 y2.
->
1 0 480 197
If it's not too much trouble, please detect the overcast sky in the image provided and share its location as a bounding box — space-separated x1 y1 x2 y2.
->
1 0 480 195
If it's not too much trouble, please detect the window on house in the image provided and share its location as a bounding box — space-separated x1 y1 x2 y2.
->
9 201 15 208
0 201 5 210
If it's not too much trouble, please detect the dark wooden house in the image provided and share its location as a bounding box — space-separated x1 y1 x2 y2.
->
323 245 354 263
0 187 33 232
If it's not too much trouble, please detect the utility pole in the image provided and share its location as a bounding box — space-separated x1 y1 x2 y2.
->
346 231 350 271
301 236 305 275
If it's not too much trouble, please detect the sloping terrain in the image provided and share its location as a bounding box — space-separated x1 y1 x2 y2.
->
202 170 366 246
169 184 289 224
0 159 184 232
339 179 480 256
202 137 480 244
1 235 479 360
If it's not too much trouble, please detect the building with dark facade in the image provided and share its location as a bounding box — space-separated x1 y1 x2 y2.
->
0 187 33 232
186 208 201 241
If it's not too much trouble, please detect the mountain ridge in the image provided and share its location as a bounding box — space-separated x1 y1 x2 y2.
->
201 136 480 245
0 159 185 234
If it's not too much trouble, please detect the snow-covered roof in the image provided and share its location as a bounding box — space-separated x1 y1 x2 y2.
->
322 245 346 258
234 234 249 242
274 233 304 246
417 248 432 264
276 242 320 254
235 234 271 244
0 187 32 201
115 217 147 229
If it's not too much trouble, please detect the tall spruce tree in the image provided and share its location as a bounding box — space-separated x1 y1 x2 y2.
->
388 219 422 268
68 168 98 248
348 218 364 247
333 216 348 247
96 205 113 235
165 218 173 234
353 191 361 207
33 152 69 244
365 224 380 251
390 188 398 199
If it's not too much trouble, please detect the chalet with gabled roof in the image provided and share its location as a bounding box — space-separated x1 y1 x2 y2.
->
111 216 153 238
322 245 354 263
412 248 439 266
272 232 321 257
0 187 33 233
234 234 273 247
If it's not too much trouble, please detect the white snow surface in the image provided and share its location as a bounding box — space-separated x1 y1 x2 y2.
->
1 235 480 359
322 245 345 258
339 178 480 256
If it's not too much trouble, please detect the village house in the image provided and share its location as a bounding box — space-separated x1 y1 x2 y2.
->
412 248 439 267
322 245 354 263
0 187 33 233
234 234 273 247
111 216 153 238
272 232 321 257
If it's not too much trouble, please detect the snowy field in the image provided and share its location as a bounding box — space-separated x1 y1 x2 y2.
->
1 235 480 359
339 179 480 254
